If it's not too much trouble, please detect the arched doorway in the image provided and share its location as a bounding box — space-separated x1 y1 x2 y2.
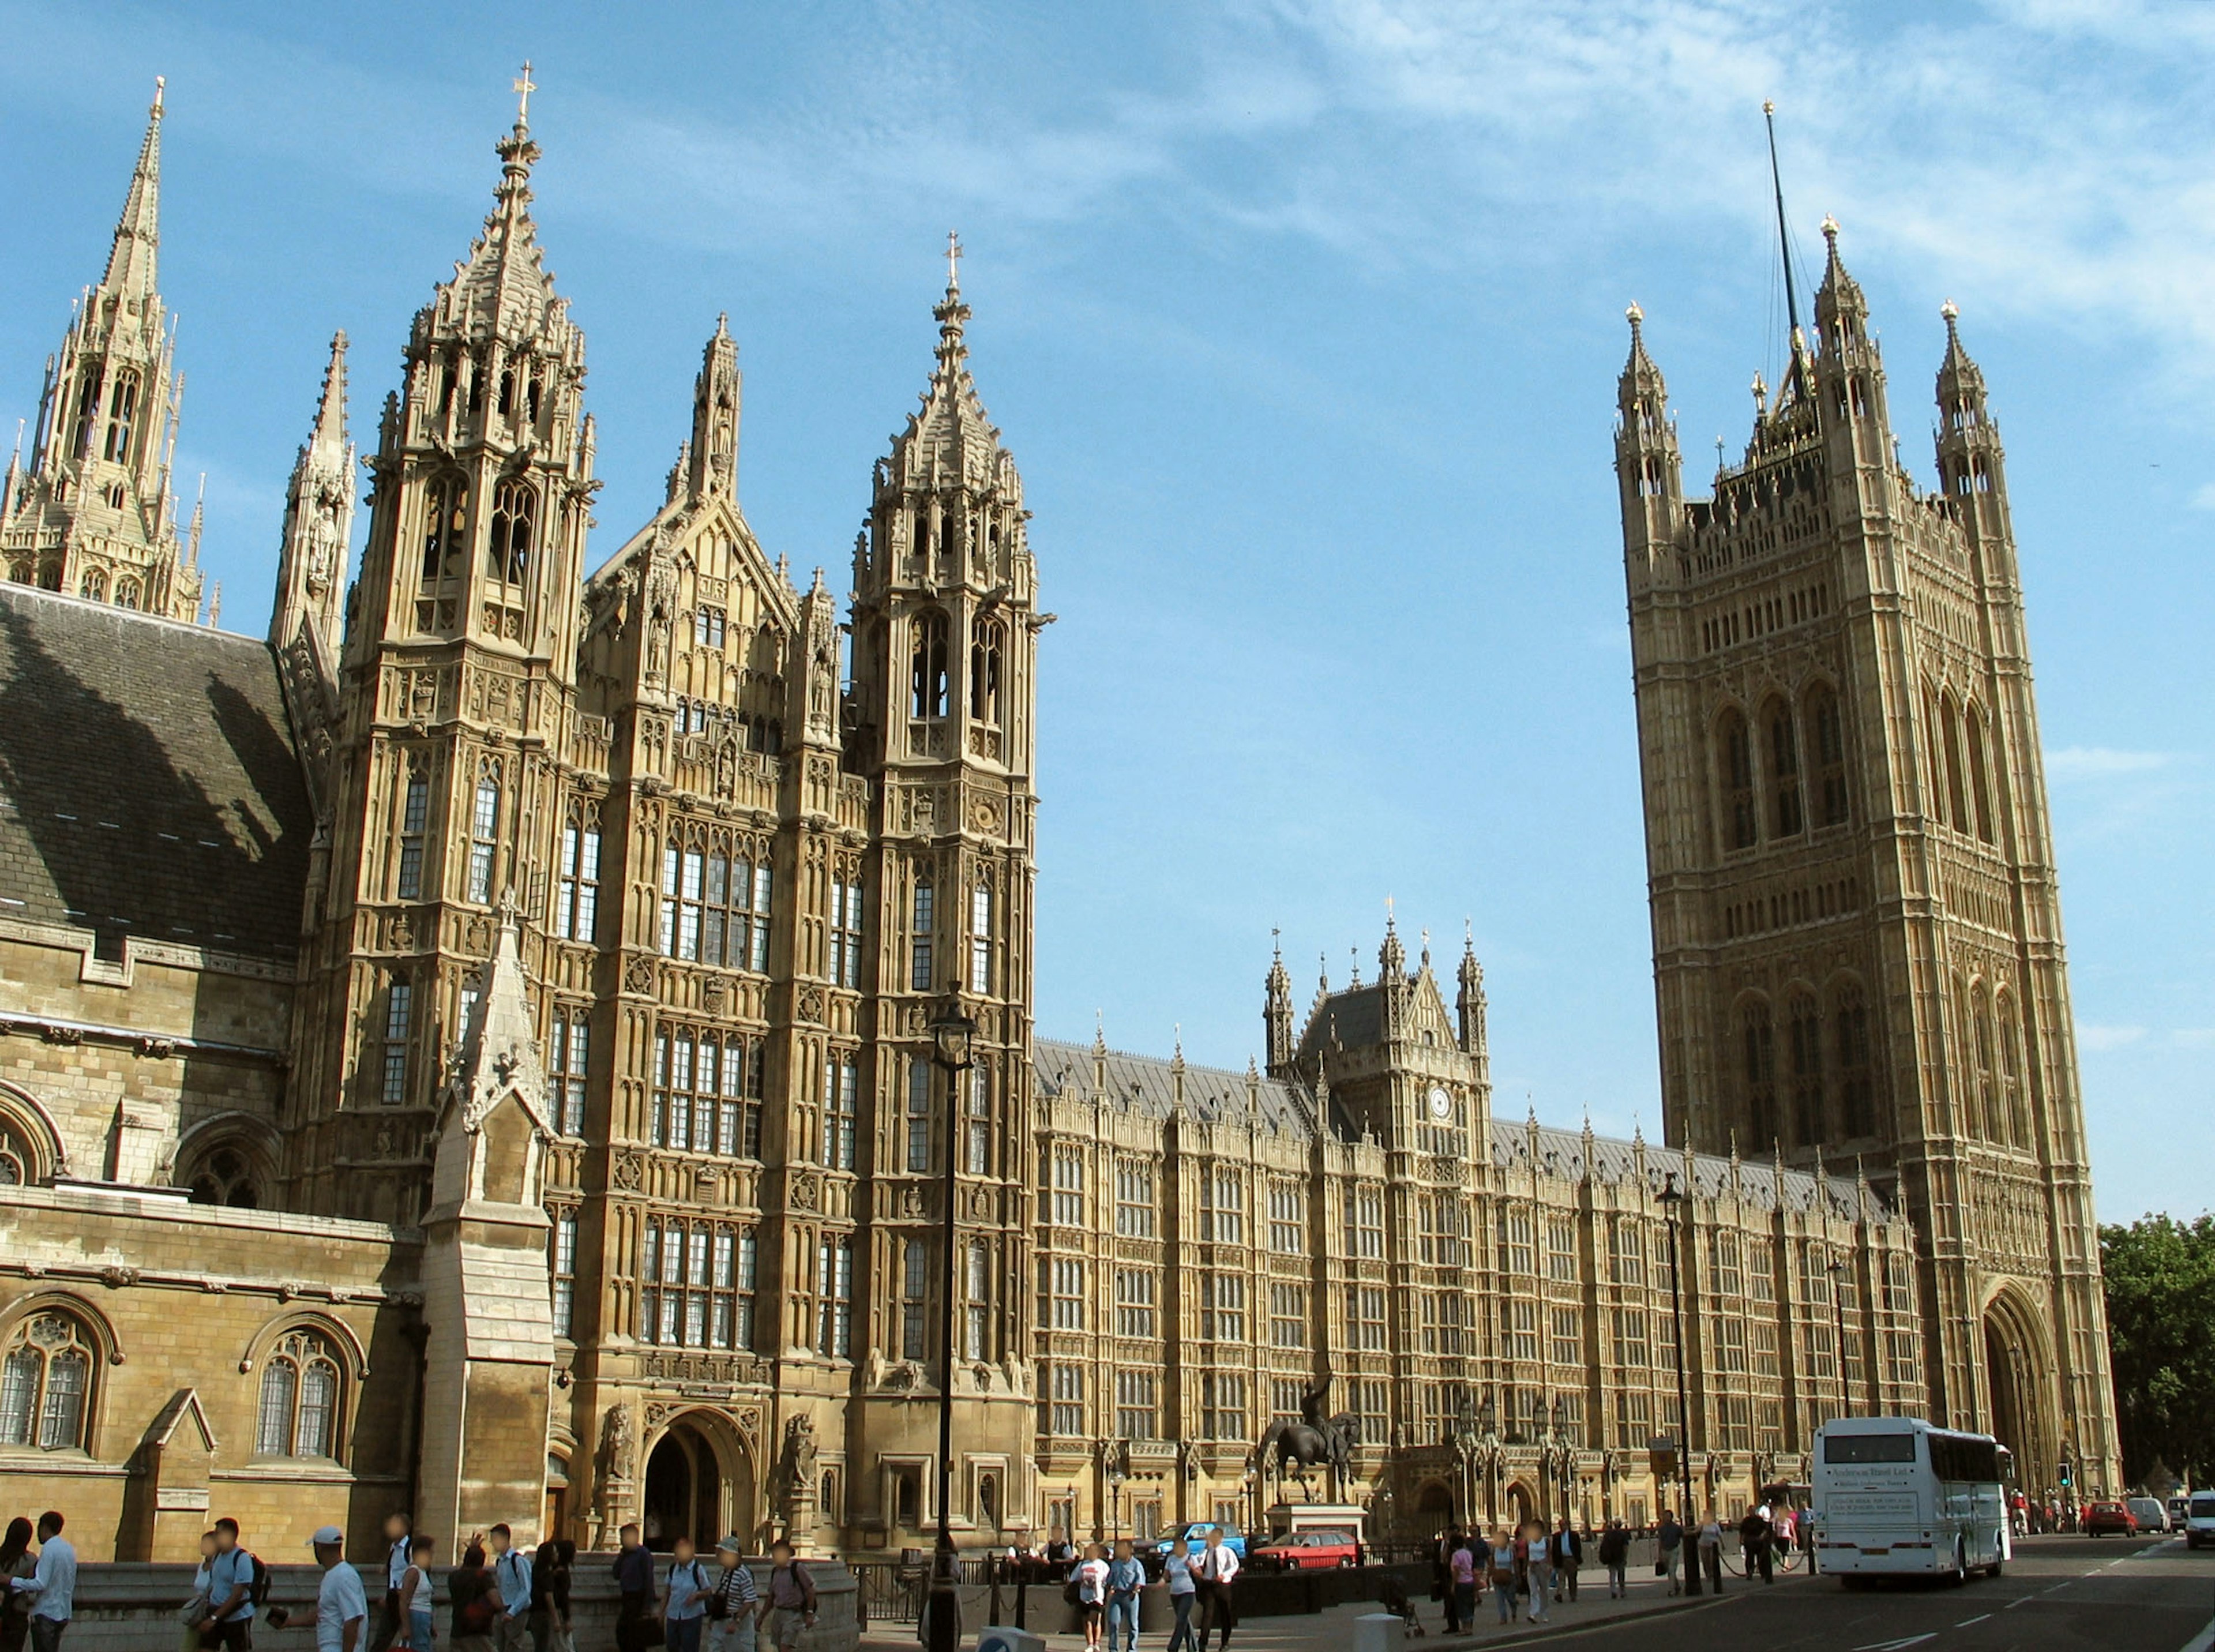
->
1983 1292 2049 1493
643 1413 757 1553
1503 1481 1536 1533
1413 1480 1454 1538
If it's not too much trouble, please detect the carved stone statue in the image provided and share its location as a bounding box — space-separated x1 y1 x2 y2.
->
783 1413 819 1492
600 1404 635 1482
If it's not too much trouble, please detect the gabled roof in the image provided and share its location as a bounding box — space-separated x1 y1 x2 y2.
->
1033 1037 1318 1139
0 585 311 960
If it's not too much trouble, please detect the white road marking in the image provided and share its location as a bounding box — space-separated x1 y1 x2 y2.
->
1954 1613 1990 1627
1850 1637 1936 1651
2175 1612 2215 1652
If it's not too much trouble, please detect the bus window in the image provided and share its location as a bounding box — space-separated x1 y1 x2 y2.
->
1824 1432 1916 1464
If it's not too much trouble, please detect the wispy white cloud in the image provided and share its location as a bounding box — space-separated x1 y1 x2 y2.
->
2045 746 2177 779
2192 482 2215 510
2171 1028 2215 1049
2078 1023 2149 1051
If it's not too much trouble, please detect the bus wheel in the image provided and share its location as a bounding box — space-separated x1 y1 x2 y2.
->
1950 1540 1968 1585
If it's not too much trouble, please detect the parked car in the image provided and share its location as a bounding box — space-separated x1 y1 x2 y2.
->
2186 1493 2215 1550
2166 1495 2191 1533
2126 1497 2168 1534
2082 1501 2138 1537
1154 1522 1249 1563
1249 1529 1360 1571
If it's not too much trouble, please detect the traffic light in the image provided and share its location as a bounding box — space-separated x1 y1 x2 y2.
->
2057 1460 2071 1488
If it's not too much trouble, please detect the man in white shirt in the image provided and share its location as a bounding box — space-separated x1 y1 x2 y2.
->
1193 1528 1239 1651
9 1511 76 1652
275 1527 366 1652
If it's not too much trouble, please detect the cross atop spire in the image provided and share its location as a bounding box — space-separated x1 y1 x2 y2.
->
513 61 536 128
945 230 963 298
101 76 167 301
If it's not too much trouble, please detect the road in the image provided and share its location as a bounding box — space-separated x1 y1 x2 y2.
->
1572 1534 2215 1651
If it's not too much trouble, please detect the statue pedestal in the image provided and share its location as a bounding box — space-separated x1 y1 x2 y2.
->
1263 1502 1368 1540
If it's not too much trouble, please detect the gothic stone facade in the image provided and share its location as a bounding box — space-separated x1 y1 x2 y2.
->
1614 223 2120 1499
0 87 2104 1563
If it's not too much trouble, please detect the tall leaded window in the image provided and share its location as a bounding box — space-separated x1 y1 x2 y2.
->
968 883 992 993
902 1239 929 1361
817 1236 853 1358
1114 1268 1157 1338
1049 1364 1085 1436
557 810 601 941
1971 985 1998 1142
1114 1160 1156 1237
1767 700 1803 838
422 475 467 584
256 1329 341 1458
641 1218 745 1349
1835 983 1874 1137
381 978 412 1104
1965 704 1996 843
1202 1372 1245 1440
733 1230 759 1350
1113 1370 1154 1440
550 1009 588 1136
910 877 935 991
396 770 429 899
964 1240 991 1360
1940 693 1969 831
1202 1274 1245 1342
659 837 772 969
965 1065 992 1175
1741 998 1775 1147
549 1207 579 1336
652 1029 760 1155
911 613 949 718
1721 709 1757 850
906 1057 933 1172
0 1312 93 1451
1809 683 1849 827
970 618 1003 724
102 371 139 463
69 369 101 459
467 773 500 903
1269 1182 1306 1253
1049 1150 1084 1226
829 877 864 988
1997 992 2028 1148
823 1054 858 1170
1788 993 1823 1147
489 480 535 584
1202 1169 1243 1244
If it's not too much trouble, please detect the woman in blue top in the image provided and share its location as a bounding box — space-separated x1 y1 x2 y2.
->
663 1538 711 1652
1161 1540 1198 1652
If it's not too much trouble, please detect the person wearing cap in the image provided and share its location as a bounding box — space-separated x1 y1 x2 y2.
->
273 1528 366 1652
704 1538 759 1652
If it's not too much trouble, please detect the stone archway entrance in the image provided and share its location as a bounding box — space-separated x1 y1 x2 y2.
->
1983 1294 2049 1494
643 1412 758 1553
1413 1480 1454 1538
1504 1481 1536 1533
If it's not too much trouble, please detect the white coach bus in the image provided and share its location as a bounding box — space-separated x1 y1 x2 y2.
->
1813 1415 2013 1582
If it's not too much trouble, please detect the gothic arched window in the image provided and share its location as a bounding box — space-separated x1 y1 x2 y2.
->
422 475 467 585
1718 709 1757 851
557 804 601 941
255 1328 342 1458
1940 693 1969 832
966 1065 992 1176
1833 983 1875 1139
396 769 429 900
70 370 102 458
1767 699 1803 839
1741 999 1776 1148
186 1143 261 1209
113 577 140 611
968 881 992 994
1970 983 1997 1142
910 876 935 992
0 1311 95 1451
910 614 949 719
79 569 107 603
970 618 1004 726
102 371 140 463
1808 683 1849 827
1996 991 2028 1148
1964 703 1996 843
1922 685 1948 827
1787 993 1823 1147
964 1240 992 1361
489 481 535 585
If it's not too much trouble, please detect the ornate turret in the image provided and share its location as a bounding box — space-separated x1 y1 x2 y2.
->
1264 932 1294 1078
269 333 355 793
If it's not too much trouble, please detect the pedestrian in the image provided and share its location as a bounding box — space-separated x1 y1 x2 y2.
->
487 1527 532 1652
761 1540 816 1652
1696 1511 1723 1594
0 1522 38 1652
271 1527 366 1652
1550 1516 1581 1602
1192 1527 1239 1652
7 1513 74 1652
1655 1508 1683 1596
1597 1520 1628 1600
376 1515 413 1652
448 1540 497 1652
1106 1540 1143 1652
1489 1529 1516 1624
527 1541 564 1652
1162 1538 1199 1652
704 1537 758 1652
1433 1528 1461 1636
197 1518 260 1651
178 1531 219 1652
1073 1544 1109 1651
611 1526 654 1652
1447 1534 1476 1632
1519 1525 1549 1625
1737 1505 1772 1586
398 1538 435 1652
663 1536 709 1652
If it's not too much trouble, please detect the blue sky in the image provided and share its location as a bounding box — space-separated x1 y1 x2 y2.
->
2 1 2207 1221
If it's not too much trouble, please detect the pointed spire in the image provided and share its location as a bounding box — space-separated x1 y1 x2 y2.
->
185 473 204 566
1379 897 1405 979
101 77 166 300
685 311 741 500
313 330 349 449
441 67 557 340
935 230 968 376
206 581 220 628
1813 212 1869 337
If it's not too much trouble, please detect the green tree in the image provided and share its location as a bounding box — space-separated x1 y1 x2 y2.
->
2100 1213 2215 1488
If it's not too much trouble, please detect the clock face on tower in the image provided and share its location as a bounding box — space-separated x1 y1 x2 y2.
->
1426 1085 1453 1121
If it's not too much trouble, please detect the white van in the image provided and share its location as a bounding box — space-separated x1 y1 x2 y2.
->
2127 1496 2168 1535
2187 1492 2215 1551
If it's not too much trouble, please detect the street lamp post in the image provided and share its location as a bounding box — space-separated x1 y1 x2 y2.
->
1656 1172 1699 1595
1105 1440 1129 1540
926 994 978 1652
1825 1257 1851 1421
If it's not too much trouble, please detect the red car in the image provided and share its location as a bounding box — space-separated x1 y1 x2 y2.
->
2082 1501 2138 1537
1250 1529 1360 1570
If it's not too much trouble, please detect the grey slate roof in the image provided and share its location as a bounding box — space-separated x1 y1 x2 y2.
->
0 584 311 961
1489 1116 1884 1218
1033 1037 1319 1137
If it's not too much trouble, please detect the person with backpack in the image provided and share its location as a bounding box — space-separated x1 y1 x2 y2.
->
704 1537 759 1652
398 1537 435 1652
761 1542 814 1652
487 1527 532 1652
661 1538 709 1652
446 1540 497 1652
1595 1520 1630 1599
375 1515 414 1652
1488 1527 1516 1624
197 1518 261 1651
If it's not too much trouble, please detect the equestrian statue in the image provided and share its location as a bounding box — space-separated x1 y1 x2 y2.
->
1255 1373 1357 1500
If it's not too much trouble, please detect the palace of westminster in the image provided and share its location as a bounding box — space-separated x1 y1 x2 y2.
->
0 80 2118 1559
